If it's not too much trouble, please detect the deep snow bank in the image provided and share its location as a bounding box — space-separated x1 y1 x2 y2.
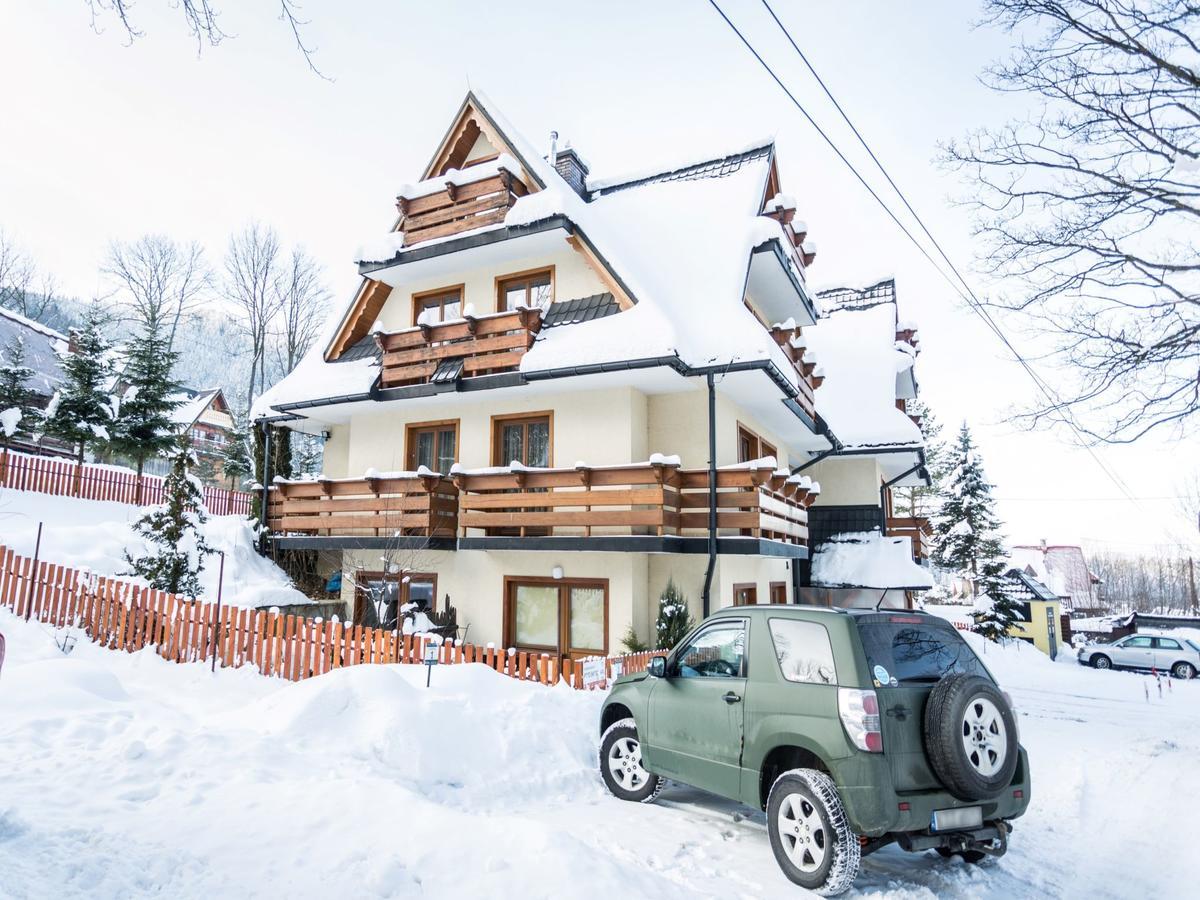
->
0 487 307 608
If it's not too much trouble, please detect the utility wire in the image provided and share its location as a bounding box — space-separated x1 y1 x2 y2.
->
709 0 1143 510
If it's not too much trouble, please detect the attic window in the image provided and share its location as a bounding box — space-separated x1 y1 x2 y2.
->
498 268 553 312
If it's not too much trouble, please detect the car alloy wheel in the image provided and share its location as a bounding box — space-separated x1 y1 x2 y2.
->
960 697 1008 778
776 791 829 874
607 735 649 792
1173 662 1196 679
1093 656 1111 670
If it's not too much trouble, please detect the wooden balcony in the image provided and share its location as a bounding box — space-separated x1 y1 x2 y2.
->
395 165 528 247
267 473 459 538
768 323 823 421
377 307 543 388
887 516 932 561
453 462 817 543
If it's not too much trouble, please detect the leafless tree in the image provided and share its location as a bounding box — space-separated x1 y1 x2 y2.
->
224 222 284 408
84 0 327 77
944 0 1200 443
272 246 330 375
103 235 210 347
0 230 37 317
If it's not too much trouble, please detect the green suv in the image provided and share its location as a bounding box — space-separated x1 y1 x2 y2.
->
599 606 1030 895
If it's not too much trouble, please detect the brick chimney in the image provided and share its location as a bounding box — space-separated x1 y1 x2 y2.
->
553 141 590 198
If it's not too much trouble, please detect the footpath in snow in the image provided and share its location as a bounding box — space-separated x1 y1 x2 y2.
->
0 487 307 609
2 606 1199 899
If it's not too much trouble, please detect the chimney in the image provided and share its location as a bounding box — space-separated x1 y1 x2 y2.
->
553 139 590 198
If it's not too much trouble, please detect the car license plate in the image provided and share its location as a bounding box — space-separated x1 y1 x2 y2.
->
931 806 983 831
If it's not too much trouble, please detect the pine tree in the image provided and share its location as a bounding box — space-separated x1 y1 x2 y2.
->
40 304 114 464
0 337 39 450
932 423 1016 641
107 321 182 488
219 413 254 490
893 399 948 518
655 578 696 650
124 436 213 597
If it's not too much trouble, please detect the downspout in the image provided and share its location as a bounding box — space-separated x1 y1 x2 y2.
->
701 372 717 617
258 421 273 553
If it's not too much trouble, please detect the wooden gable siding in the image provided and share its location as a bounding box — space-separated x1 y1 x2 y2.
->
328 278 393 361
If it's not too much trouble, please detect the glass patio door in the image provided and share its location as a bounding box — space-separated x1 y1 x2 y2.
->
508 580 607 664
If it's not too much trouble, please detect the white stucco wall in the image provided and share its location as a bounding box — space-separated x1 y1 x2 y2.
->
372 245 606 331
806 456 883 508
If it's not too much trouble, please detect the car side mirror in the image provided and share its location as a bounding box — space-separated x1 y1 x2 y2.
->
648 656 666 678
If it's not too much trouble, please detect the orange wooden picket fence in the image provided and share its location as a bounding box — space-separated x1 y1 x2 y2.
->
0 448 252 516
0 544 659 688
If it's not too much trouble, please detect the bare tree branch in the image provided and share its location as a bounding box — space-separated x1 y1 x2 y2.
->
945 0 1200 443
103 235 211 349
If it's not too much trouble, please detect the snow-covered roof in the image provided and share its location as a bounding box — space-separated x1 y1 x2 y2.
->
0 306 68 398
804 301 922 449
254 92 818 425
1009 544 1098 609
810 531 934 590
170 388 222 429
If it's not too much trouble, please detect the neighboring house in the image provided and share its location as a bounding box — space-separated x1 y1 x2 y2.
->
997 568 1064 658
0 306 71 455
252 92 932 663
1010 541 1101 611
171 387 236 486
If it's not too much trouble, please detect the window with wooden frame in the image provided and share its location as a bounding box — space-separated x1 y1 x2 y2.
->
353 571 438 625
733 583 759 606
504 577 608 659
770 581 788 605
736 423 777 463
412 284 464 326
492 412 552 467
496 267 554 312
405 420 459 475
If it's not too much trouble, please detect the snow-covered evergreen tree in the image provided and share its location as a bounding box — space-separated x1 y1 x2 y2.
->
40 304 114 464
107 321 182 483
655 578 695 651
125 437 212 597
893 399 948 518
932 423 1016 641
219 414 254 490
290 432 323 479
0 336 39 449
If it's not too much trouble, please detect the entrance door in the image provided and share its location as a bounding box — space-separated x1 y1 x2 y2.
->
506 579 607 666
646 618 748 798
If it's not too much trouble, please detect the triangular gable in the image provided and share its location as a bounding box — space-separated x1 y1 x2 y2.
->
423 92 544 190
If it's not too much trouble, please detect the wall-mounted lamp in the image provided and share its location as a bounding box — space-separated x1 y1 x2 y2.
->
551 565 564 580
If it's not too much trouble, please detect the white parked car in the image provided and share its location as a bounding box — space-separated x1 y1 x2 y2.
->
1077 633 1199 679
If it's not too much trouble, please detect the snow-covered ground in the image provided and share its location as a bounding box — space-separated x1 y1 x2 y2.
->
2 606 1198 899
0 487 307 608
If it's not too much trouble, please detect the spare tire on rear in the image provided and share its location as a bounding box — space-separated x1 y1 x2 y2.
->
923 674 1018 801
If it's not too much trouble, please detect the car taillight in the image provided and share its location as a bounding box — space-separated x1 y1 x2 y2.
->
838 688 883 753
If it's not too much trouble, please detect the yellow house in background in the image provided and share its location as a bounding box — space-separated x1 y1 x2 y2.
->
1001 569 1064 658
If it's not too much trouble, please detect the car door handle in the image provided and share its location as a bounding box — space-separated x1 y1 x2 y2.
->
722 692 742 704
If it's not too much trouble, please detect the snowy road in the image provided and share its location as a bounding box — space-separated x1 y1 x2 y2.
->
1 608 1197 899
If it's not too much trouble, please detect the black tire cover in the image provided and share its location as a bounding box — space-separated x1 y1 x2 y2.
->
923 673 1019 801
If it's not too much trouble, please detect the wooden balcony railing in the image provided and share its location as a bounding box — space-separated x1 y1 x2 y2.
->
396 164 528 247
453 462 818 543
887 516 932 561
267 473 459 537
768 323 824 421
378 307 543 388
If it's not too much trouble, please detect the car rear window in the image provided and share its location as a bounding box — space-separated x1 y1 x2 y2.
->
855 615 987 686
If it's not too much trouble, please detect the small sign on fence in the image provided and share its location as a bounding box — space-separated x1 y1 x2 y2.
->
581 656 607 689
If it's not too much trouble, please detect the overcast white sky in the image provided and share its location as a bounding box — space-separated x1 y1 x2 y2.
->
1 0 1196 554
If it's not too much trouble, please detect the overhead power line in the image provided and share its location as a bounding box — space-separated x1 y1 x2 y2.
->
708 0 1143 510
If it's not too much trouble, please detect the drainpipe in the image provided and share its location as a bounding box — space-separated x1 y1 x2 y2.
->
701 372 717 617
258 422 273 553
